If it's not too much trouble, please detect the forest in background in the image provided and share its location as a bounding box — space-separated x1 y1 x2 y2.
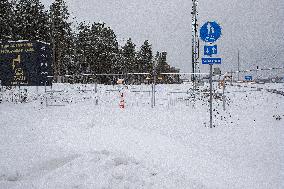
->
0 0 180 84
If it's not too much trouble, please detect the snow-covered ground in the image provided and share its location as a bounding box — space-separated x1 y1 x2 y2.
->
0 82 283 189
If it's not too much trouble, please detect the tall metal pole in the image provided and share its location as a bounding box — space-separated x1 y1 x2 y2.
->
151 58 157 108
237 50 240 81
95 81 98 105
222 79 226 111
209 64 213 128
153 73 156 107
231 69 233 85
191 0 200 82
256 66 259 81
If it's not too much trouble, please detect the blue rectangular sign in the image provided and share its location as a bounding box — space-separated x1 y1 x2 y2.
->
245 76 252 81
204 45 217 56
202 58 222 65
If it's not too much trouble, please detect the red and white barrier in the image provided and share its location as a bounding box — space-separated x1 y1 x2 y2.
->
119 92 125 109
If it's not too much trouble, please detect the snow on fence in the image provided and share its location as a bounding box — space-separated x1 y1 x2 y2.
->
0 83 211 108
2 82 281 109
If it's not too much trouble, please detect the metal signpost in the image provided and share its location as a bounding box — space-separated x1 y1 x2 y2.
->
200 21 222 128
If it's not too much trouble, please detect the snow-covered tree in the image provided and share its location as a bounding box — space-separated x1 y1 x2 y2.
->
75 22 119 83
121 38 137 83
136 40 153 82
75 22 91 74
50 0 74 77
138 40 153 72
0 0 14 41
90 22 119 74
13 0 49 42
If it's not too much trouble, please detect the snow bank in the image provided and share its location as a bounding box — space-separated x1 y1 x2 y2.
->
0 83 283 188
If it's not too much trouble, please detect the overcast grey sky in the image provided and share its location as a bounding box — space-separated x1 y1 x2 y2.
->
42 0 284 75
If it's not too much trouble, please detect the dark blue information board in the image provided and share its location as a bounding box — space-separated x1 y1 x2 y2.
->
0 41 52 86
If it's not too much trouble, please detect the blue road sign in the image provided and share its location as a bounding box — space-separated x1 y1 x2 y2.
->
202 58 222 65
204 45 217 56
200 21 222 43
245 76 252 81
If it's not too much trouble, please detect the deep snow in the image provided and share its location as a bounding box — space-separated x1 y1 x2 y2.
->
0 82 283 189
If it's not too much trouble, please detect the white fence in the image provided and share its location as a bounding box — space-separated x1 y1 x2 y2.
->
0 83 207 108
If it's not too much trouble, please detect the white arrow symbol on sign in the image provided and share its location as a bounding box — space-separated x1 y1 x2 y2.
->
212 47 216 53
206 48 209 53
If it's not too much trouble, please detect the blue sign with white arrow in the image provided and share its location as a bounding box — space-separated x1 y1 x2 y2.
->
202 58 222 65
204 45 217 56
200 21 222 43
245 76 252 81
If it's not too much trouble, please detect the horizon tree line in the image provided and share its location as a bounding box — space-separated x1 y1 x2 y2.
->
0 0 180 84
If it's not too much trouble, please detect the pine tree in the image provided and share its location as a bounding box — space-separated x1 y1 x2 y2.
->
89 22 119 75
121 38 137 83
75 22 91 74
13 0 49 42
137 40 153 82
121 38 136 73
50 0 74 78
155 51 171 83
0 0 14 41
155 52 180 84
111 48 124 74
75 22 119 83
